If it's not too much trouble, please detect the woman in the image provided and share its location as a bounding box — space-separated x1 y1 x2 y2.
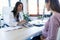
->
41 0 60 40
10 2 26 26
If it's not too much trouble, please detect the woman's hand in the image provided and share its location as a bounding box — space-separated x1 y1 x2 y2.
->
18 20 26 25
20 20 26 23
21 20 26 22
40 36 46 40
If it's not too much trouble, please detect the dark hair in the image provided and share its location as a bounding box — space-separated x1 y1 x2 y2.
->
45 0 49 3
12 1 23 17
45 0 60 13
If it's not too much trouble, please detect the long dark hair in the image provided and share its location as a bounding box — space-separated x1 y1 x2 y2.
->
12 1 23 17
45 0 60 13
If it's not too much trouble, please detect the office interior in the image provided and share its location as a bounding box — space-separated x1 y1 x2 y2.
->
0 0 60 40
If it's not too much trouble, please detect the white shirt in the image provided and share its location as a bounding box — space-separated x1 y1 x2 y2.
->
9 12 24 27
19 12 24 21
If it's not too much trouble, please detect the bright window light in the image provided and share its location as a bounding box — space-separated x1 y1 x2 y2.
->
28 0 37 14
39 0 45 15
11 0 19 7
0 0 9 10
0 0 9 17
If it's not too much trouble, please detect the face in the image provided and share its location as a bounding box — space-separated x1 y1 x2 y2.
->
45 2 50 11
17 4 23 12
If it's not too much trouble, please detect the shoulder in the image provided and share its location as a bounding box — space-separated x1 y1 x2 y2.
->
10 11 13 14
51 13 60 20
9 12 14 16
50 15 58 22
49 14 60 26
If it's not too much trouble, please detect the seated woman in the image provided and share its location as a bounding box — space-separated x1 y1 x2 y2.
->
41 0 60 40
10 2 26 27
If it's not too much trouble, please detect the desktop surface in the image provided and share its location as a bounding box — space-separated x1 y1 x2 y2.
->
0 26 44 40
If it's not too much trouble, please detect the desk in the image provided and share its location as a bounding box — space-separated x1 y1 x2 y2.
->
0 26 44 40
29 18 48 25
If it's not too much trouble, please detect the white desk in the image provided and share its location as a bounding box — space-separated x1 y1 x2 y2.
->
29 18 48 25
0 26 44 40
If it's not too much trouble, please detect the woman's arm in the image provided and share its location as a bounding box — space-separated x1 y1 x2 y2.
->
45 16 60 40
42 19 50 38
18 12 26 24
9 12 18 27
19 12 24 21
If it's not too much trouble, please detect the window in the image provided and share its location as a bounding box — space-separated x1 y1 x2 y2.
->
28 0 52 15
39 0 45 15
0 0 9 18
11 0 19 7
0 0 2 18
28 0 45 15
28 0 37 15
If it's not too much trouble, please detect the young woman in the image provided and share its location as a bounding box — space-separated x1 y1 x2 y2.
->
41 0 60 40
10 2 26 26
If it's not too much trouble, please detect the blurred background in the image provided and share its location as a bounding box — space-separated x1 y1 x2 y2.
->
0 0 51 19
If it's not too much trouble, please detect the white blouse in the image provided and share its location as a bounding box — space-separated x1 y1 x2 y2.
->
9 12 24 27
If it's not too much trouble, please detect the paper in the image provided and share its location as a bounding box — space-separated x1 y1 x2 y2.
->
0 26 22 32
